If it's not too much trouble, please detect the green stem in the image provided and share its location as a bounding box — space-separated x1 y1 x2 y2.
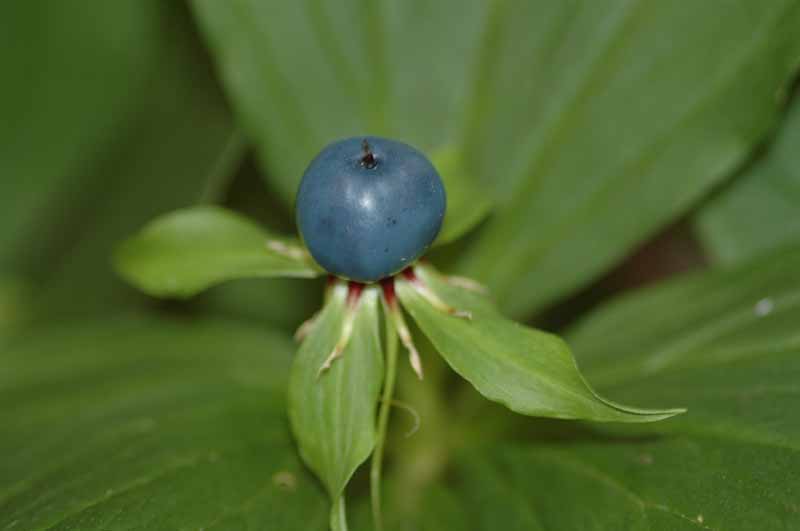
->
371 308 399 531
197 129 246 204
330 496 348 531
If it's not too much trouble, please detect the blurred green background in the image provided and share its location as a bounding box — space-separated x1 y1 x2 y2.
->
2 1 800 530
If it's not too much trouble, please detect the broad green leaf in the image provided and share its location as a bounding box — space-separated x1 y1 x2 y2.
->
190 0 489 205
452 436 799 531
0 316 328 530
441 245 800 531
443 455 547 531
0 1 163 271
191 0 800 319
696 93 800 264
431 147 493 247
189 0 366 204
0 1 243 323
0 278 30 344
569 244 800 388
456 1 800 317
288 284 384 502
188 0 484 249
395 265 683 422
201 277 324 333
115 206 320 298
350 480 471 531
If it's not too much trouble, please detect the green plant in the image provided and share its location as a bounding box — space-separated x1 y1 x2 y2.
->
113 178 683 529
2 1 800 530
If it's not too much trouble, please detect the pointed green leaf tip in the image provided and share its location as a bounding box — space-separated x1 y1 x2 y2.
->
396 265 684 422
114 205 321 298
288 283 384 502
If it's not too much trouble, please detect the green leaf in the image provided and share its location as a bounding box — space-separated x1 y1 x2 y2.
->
201 277 324 334
115 206 320 298
0 1 164 271
569 245 800 388
0 278 30 344
431 147 493 247
451 0 800 317
395 265 683 422
1 1 244 324
190 0 800 318
696 94 800 264
0 316 328 530
442 245 800 531
288 284 384 502
189 0 488 204
350 480 472 531
452 437 799 531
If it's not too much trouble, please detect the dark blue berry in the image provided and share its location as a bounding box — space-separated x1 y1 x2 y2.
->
296 136 446 282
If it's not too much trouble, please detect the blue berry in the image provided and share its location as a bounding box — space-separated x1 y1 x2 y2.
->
296 136 446 282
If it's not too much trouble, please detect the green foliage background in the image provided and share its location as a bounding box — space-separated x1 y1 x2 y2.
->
2 1 800 529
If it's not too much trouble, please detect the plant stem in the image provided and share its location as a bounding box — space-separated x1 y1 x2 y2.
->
371 309 399 531
330 496 348 531
197 129 246 204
